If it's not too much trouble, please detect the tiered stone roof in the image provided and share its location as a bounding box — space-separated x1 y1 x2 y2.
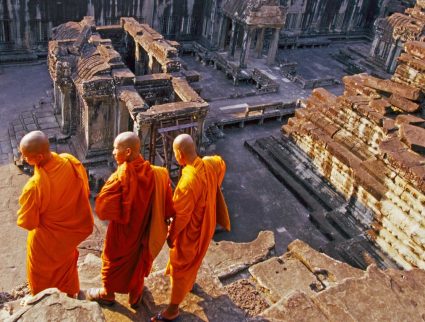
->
283 40 425 269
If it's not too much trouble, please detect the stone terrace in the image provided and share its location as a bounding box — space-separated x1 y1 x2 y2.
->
283 40 425 269
3 233 425 321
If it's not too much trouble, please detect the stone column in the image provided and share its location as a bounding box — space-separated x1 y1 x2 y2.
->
388 41 402 74
60 86 72 135
267 28 280 65
134 43 142 75
385 42 397 73
228 19 237 58
218 16 228 50
255 28 265 58
239 27 253 68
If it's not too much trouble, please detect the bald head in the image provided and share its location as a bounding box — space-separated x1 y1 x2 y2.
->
173 134 197 166
113 132 141 164
20 131 50 154
19 131 51 166
115 132 140 150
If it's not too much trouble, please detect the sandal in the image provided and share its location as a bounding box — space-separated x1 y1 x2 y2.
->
150 312 180 321
86 288 115 307
129 294 143 309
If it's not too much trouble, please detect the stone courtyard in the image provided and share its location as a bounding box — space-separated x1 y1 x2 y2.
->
1 0 425 321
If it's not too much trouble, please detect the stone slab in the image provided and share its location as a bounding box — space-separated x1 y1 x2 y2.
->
249 254 320 303
206 230 275 279
3 288 105 322
313 265 418 322
287 239 364 288
143 264 246 321
261 291 328 322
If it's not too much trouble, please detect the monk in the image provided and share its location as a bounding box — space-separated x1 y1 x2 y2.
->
151 134 227 321
88 132 174 308
17 130 94 297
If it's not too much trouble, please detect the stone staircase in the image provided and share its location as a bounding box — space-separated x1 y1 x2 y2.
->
283 40 425 270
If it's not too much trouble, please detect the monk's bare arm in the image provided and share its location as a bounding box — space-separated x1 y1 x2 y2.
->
17 181 40 231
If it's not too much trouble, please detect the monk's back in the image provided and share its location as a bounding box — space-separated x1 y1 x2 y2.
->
42 155 90 230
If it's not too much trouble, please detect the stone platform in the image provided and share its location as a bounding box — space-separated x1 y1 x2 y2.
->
2 233 425 322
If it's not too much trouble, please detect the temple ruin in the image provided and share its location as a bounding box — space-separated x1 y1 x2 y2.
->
0 0 412 64
282 38 425 268
48 16 208 170
370 0 425 73
2 0 425 320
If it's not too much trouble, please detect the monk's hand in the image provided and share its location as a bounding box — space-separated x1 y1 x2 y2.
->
167 236 175 249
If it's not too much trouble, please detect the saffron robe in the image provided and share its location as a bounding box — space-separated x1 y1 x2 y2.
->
166 155 226 304
17 153 94 296
95 156 174 298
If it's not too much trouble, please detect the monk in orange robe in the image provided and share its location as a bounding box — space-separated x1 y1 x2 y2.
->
17 131 94 297
88 132 174 308
151 134 227 321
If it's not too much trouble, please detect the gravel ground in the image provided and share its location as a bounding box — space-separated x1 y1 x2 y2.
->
224 279 270 316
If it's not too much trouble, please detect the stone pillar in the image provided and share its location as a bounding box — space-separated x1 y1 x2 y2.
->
267 28 280 65
255 28 265 58
218 16 228 50
385 42 397 73
60 86 72 135
148 53 154 74
388 41 403 74
228 19 237 58
134 43 142 75
239 27 253 68
369 35 381 57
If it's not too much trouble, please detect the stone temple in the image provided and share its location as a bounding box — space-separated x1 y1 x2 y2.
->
1 0 425 321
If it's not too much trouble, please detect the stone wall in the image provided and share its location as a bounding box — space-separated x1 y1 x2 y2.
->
0 0 205 54
0 0 413 62
283 40 425 269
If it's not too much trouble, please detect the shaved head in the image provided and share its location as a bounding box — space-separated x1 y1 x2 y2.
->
113 132 141 164
173 134 197 166
19 131 52 166
114 132 140 150
20 131 50 154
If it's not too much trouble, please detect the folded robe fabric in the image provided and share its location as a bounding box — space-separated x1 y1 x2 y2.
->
166 155 226 304
17 152 94 295
95 156 174 297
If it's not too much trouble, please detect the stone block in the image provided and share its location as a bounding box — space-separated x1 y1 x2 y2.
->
144 265 246 321
314 265 418 321
4 288 105 321
399 123 425 154
261 291 328 322
395 114 425 127
287 240 364 287
249 254 320 303
389 94 420 113
405 41 425 60
206 230 275 279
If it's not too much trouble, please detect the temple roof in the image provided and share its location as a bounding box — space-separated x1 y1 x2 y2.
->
221 0 286 27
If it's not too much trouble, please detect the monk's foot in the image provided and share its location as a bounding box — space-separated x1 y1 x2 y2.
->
150 311 180 322
129 291 143 310
86 288 115 306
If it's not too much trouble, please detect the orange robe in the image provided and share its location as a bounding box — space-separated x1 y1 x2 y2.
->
166 155 226 304
95 156 174 300
17 153 94 296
